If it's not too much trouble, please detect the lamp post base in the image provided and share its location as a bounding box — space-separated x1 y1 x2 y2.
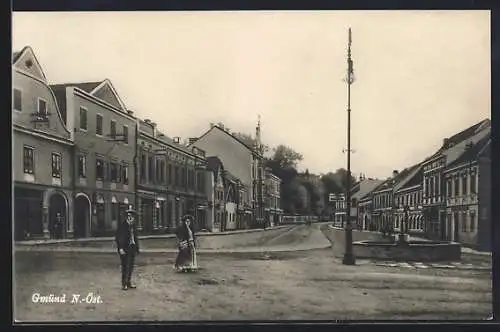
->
342 253 356 265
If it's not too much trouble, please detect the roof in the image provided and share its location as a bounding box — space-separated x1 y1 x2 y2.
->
51 81 102 93
190 125 260 157
352 179 385 200
372 165 419 194
446 134 491 169
442 125 490 167
395 165 423 192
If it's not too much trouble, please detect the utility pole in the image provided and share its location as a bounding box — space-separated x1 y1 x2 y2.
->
255 115 264 228
343 27 356 266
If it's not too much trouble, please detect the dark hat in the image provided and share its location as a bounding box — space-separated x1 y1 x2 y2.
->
125 207 137 215
181 214 195 222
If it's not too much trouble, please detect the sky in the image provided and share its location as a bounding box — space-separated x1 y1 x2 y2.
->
12 11 490 179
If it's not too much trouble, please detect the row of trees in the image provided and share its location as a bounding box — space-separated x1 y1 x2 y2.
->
231 130 356 216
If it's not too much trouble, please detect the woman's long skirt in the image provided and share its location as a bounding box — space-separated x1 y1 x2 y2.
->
174 241 198 272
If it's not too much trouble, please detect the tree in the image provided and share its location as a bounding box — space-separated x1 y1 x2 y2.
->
272 145 303 169
232 132 270 153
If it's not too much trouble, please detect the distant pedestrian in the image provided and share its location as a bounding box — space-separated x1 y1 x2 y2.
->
174 214 198 273
115 207 140 290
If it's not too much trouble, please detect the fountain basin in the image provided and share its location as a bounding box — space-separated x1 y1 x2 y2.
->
352 240 461 262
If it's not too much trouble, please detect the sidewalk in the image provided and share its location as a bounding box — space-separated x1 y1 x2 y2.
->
15 224 294 246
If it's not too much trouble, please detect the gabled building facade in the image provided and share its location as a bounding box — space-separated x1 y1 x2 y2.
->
422 119 490 240
394 165 424 234
51 79 137 237
443 133 491 250
135 119 209 234
13 46 74 240
189 124 263 228
350 178 383 230
264 168 283 227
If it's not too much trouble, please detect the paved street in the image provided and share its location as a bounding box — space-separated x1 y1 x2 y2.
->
14 224 492 321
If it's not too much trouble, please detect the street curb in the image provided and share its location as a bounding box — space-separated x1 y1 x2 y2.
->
15 224 297 246
14 244 332 254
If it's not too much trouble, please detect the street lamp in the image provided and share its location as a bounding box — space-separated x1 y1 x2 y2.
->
342 27 356 266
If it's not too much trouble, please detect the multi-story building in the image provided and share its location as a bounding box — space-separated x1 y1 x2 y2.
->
350 177 383 230
206 156 244 231
371 167 418 232
135 119 209 234
330 193 346 227
13 46 74 240
189 123 263 228
443 133 490 250
422 119 490 240
357 194 374 230
394 165 424 234
264 167 283 227
51 79 137 237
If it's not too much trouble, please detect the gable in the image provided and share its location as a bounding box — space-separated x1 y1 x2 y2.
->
91 80 126 110
13 47 47 83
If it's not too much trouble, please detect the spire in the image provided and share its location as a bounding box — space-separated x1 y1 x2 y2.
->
255 115 262 154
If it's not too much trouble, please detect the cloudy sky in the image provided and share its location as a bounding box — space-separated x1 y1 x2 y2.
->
12 11 490 179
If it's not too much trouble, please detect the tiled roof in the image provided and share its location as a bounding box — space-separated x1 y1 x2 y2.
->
373 165 418 194
447 134 491 169
50 81 103 93
442 126 490 167
192 125 259 156
352 179 384 200
396 166 423 191
440 119 490 151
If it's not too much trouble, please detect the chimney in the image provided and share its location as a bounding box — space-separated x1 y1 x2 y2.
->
443 138 449 147
126 110 134 116
189 137 198 145
144 119 151 124
173 137 181 144
151 122 157 136
392 170 399 177
210 123 215 128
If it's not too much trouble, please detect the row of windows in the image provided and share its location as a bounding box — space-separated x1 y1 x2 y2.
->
79 107 129 144
23 146 62 178
139 154 205 192
445 174 477 198
13 89 48 118
373 193 391 209
452 212 477 233
424 175 442 198
395 191 423 208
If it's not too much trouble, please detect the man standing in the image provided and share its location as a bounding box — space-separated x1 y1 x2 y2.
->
115 207 140 290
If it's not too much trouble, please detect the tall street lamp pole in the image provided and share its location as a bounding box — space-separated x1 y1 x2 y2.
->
343 27 356 266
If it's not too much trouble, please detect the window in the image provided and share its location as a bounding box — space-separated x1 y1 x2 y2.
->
148 156 154 182
168 164 172 184
446 179 452 197
111 201 118 221
110 120 116 139
175 166 180 186
38 99 47 116
462 176 467 196
470 174 476 194
78 155 87 178
96 157 104 180
454 177 459 197
121 165 129 185
461 213 467 232
79 107 87 130
155 159 161 183
140 155 146 181
110 162 118 182
51 153 62 178
95 114 103 136
470 212 476 232
181 167 187 187
122 125 129 144
424 178 429 197
23 146 34 174
13 89 22 111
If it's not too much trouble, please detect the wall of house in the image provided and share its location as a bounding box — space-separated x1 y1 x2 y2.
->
225 202 237 230
193 129 253 197
478 153 491 251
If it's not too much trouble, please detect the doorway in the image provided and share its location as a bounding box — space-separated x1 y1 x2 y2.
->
48 192 67 239
74 194 91 238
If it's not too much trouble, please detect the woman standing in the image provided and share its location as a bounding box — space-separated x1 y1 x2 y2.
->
174 214 198 272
